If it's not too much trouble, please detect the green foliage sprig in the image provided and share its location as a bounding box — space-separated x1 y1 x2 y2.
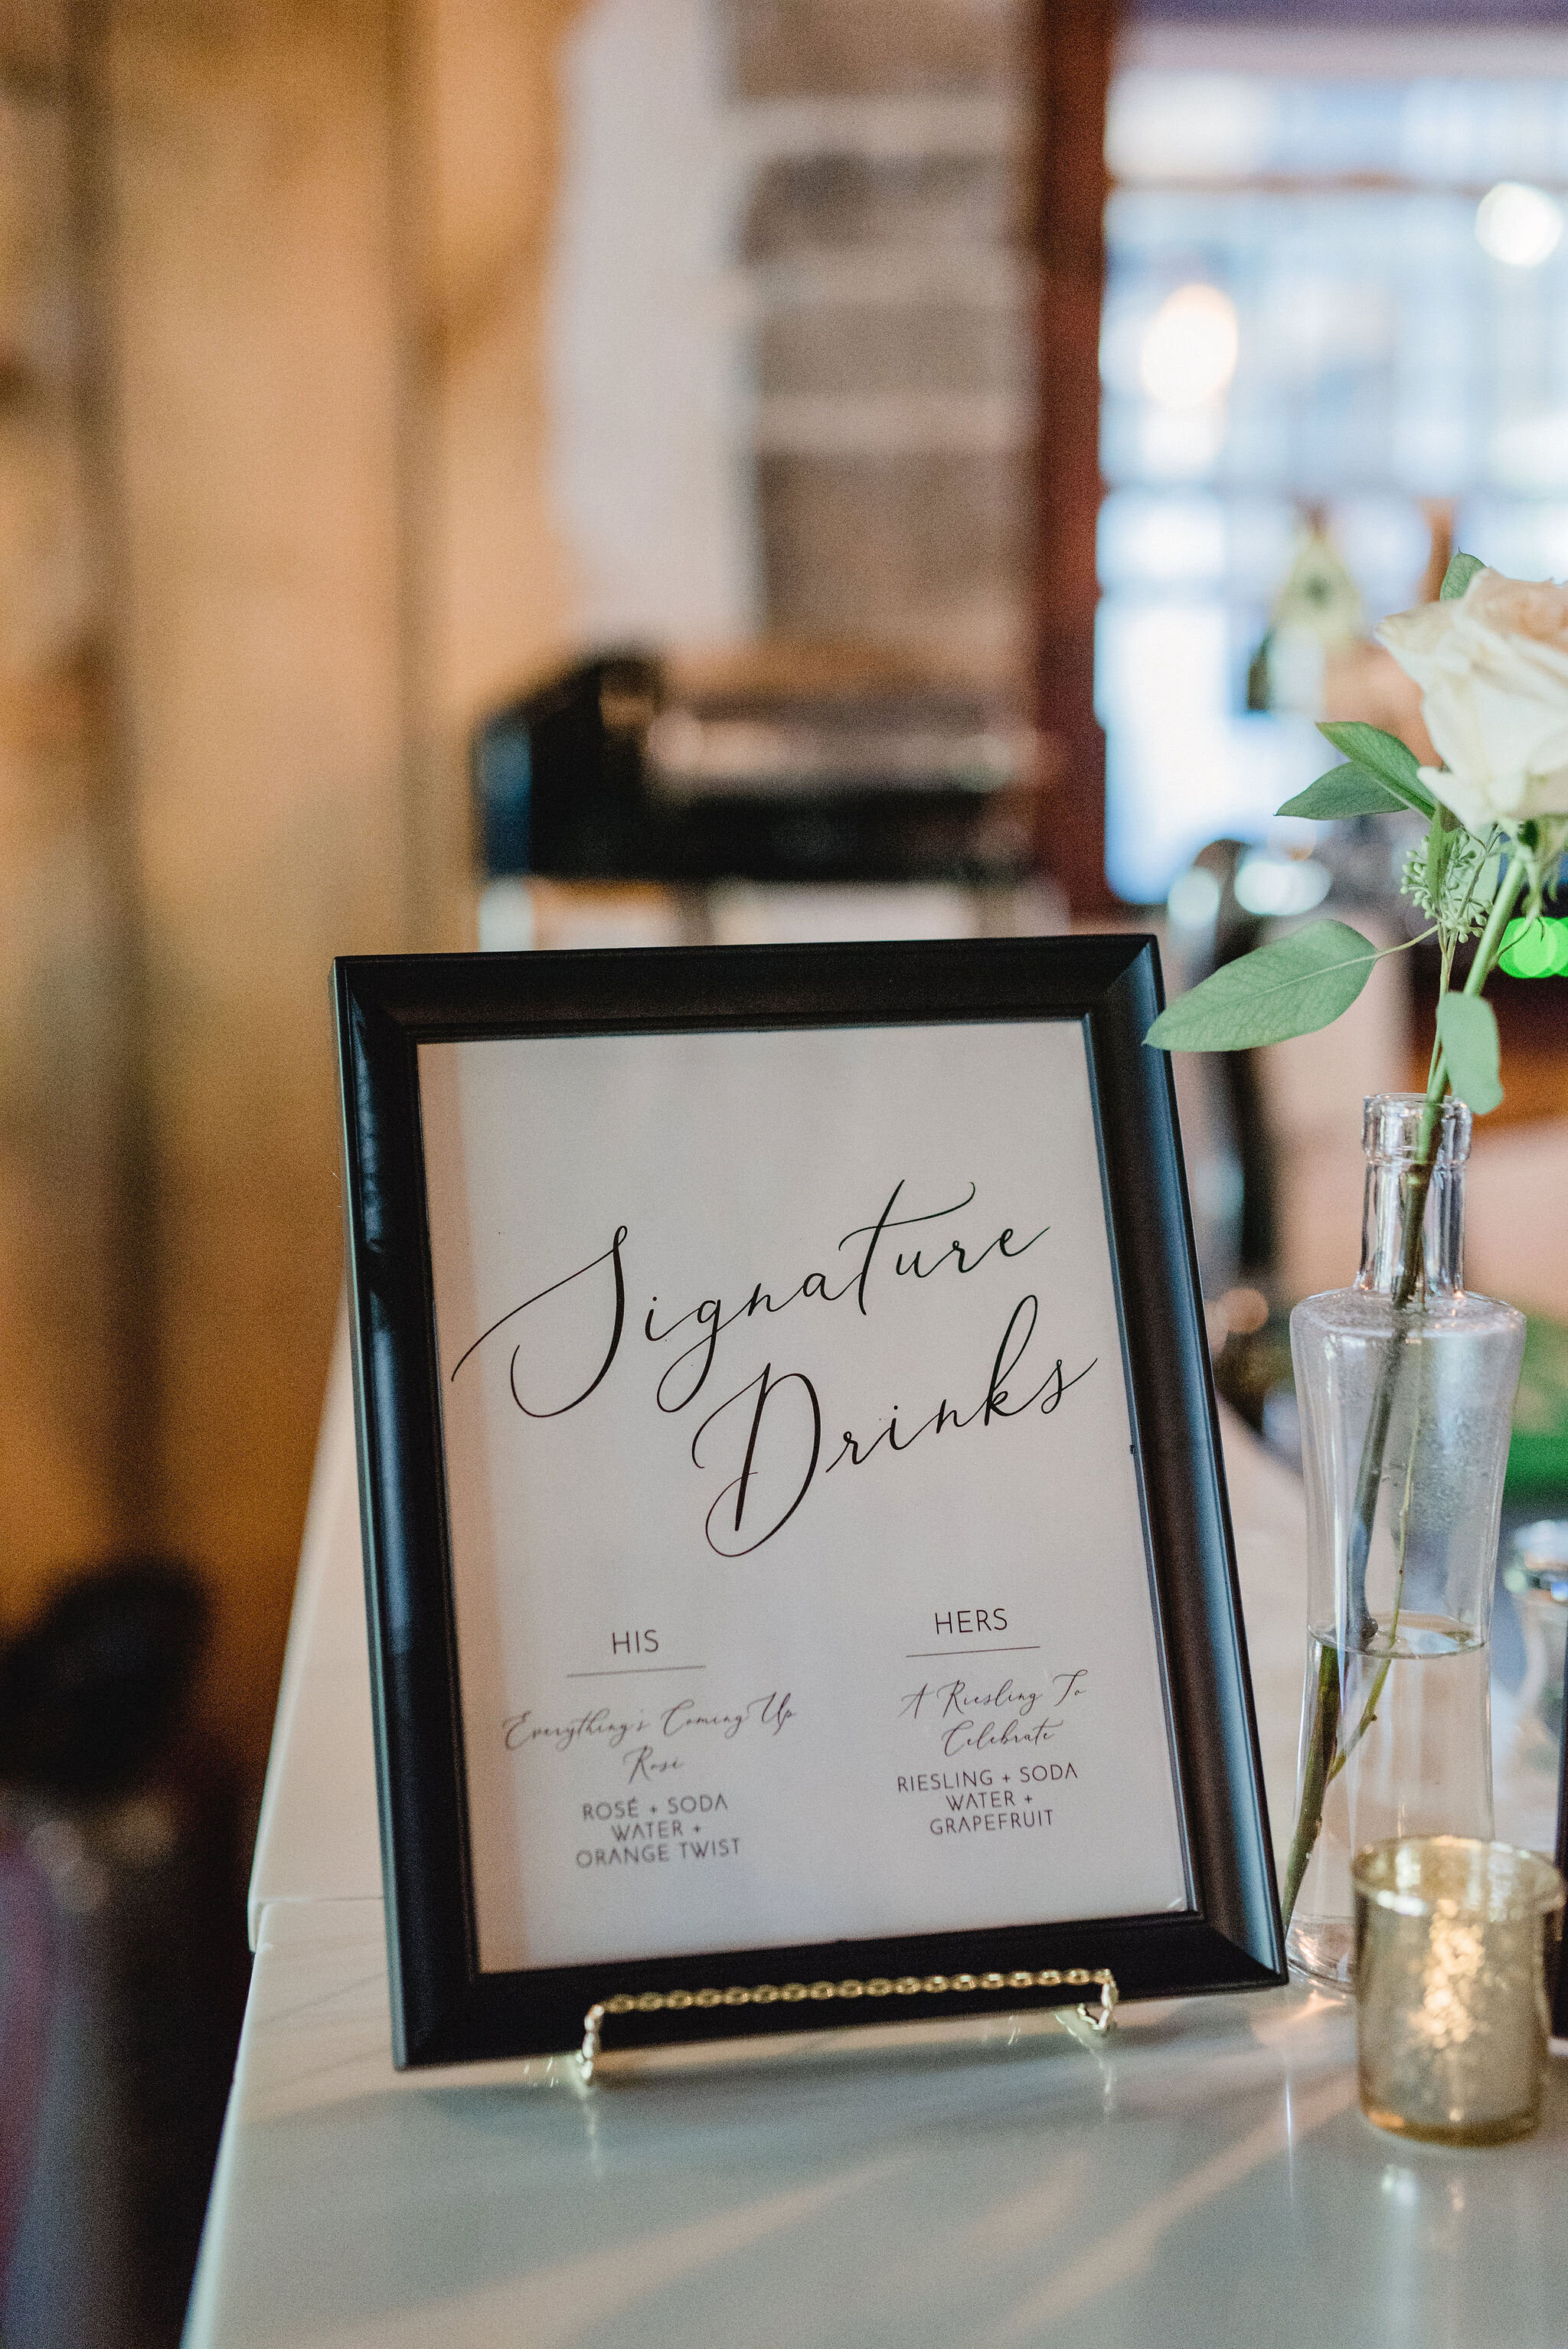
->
1155 545 1563 1939
1145 550 1565 1125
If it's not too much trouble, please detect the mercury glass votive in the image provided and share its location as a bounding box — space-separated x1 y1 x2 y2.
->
1353 1837 1564 2145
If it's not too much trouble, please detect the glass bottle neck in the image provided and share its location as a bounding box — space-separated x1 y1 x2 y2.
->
1355 1094 1469 1303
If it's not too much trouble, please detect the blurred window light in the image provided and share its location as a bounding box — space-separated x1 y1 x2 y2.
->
1233 849 1332 917
1391 410 1471 495
1139 285 1240 410
1255 274 1392 380
1106 705 1328 904
1459 498 1568 579
1475 181 1564 268
1227 498 1304 597
1098 492 1227 589
1329 497 1439 616
1099 297 1154 397
1489 412 1568 492
1099 58 1568 901
1096 598 1231 730
1099 597 1329 899
1107 73 1274 181
1137 403 1228 479
1111 74 1568 188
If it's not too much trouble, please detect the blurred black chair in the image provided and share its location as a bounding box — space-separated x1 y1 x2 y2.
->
0 1558 247 2349
473 651 1043 889
1174 838 1279 1291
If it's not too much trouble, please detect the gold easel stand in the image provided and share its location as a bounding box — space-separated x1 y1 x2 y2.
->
579 1965 1119 2083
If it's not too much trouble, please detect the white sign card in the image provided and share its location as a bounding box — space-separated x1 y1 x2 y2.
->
418 1019 1190 1976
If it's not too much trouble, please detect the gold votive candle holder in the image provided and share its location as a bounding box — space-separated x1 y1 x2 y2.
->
1352 1836 1564 2146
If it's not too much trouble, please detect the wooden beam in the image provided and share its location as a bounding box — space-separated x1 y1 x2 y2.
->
101 0 410 1791
1031 0 1116 913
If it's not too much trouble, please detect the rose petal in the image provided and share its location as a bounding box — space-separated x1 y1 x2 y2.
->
1468 571 1568 653
1419 763 1494 831
1373 570 1568 828
1458 614 1568 694
1421 674 1498 797
1375 600 1459 687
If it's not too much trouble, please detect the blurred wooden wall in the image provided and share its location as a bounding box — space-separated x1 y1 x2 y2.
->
0 0 1104 1799
0 0 130 1603
0 0 580 1798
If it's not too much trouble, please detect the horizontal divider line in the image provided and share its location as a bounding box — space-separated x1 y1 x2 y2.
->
566 1665 707 1678
903 1645 1041 1658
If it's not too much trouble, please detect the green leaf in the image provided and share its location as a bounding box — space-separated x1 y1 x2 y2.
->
1499 916 1568 978
1316 721 1436 818
1277 763 1409 820
1145 920 1379 1052
1436 992 1503 1115
1441 550 1485 601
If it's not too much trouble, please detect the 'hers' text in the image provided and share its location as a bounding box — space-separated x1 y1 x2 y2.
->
931 1606 1006 1636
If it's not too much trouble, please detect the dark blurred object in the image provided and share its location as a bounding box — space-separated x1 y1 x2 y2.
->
1204 1279 1295 1448
0 1836 57 2315
1410 930 1568 1126
1168 838 1278 1288
0 1560 247 2349
474 649 1044 886
0 1557 207 1800
1210 1304 1295 1440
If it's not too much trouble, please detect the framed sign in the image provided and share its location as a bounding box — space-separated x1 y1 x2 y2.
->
334 936 1284 2066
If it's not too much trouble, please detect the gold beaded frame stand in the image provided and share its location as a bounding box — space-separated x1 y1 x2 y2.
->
579 1964 1119 2082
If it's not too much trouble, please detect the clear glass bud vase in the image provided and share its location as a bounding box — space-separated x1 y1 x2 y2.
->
1283 1094 1525 1988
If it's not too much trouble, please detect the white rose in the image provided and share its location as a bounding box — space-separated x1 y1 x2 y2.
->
1374 570 1568 832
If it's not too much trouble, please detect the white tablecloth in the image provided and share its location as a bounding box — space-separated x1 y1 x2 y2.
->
185 1335 1568 2349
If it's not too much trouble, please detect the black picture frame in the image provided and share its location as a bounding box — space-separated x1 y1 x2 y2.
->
334 935 1285 2066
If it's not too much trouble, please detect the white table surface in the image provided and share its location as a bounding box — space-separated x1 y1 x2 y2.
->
187 1336 1568 2349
